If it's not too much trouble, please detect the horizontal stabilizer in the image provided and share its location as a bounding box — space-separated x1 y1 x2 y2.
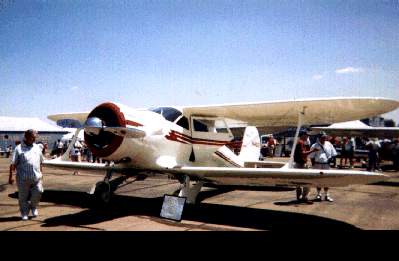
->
213 146 244 167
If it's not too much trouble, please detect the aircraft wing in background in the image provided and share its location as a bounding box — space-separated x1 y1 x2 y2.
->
311 120 399 138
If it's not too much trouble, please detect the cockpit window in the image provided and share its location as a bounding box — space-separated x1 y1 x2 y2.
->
176 116 189 130
193 119 209 132
149 107 182 123
192 118 230 133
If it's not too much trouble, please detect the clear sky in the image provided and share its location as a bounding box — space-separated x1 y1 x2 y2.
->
1 0 398 125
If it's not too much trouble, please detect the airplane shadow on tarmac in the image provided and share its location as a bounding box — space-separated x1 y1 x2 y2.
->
0 216 24 222
370 181 399 187
25 189 360 231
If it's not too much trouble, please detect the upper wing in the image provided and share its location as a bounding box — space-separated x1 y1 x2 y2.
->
182 97 399 126
47 97 399 128
48 112 90 124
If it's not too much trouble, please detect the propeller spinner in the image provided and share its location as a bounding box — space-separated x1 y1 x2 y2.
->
84 117 105 136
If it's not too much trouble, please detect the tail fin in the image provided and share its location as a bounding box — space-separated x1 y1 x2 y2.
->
238 126 261 162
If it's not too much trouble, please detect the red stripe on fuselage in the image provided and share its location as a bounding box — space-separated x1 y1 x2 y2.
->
168 130 229 146
165 132 190 144
126 119 143 127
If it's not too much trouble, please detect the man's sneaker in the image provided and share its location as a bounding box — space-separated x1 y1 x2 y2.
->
31 208 38 217
315 195 322 202
21 215 28 221
325 196 334 202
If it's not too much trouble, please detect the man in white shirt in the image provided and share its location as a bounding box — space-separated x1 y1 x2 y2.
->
9 129 44 220
309 132 337 202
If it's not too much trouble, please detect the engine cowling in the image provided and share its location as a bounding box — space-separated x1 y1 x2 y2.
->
84 102 126 158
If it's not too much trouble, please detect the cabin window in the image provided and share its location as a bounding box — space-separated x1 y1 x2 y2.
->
176 116 189 130
150 107 182 123
192 118 229 133
193 119 209 132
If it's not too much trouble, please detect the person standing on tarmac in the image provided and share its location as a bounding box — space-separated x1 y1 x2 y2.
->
8 129 44 221
293 130 319 203
309 131 337 202
366 138 381 172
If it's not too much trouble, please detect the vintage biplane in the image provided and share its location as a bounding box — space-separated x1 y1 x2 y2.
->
43 97 399 210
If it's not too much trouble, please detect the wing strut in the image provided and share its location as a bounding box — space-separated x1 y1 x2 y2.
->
287 107 307 168
61 128 82 161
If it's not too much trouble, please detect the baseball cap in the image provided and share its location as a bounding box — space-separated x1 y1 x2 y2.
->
299 130 310 136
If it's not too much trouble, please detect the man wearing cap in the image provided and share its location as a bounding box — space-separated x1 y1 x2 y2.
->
309 131 337 202
293 130 319 203
9 129 44 221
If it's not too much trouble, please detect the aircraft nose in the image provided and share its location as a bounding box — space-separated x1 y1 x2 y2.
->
84 117 104 135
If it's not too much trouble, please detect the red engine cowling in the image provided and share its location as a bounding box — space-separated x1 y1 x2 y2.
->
84 102 126 158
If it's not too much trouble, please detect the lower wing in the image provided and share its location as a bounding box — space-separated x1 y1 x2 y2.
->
163 166 387 187
43 158 387 188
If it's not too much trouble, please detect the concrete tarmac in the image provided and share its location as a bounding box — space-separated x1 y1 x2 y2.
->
1 157 399 231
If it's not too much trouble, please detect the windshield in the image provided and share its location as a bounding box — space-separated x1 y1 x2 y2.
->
149 107 182 123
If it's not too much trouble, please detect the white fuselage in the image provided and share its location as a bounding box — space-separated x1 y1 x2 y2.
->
96 104 235 170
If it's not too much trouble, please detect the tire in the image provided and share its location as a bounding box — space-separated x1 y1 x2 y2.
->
92 181 111 207
296 187 302 201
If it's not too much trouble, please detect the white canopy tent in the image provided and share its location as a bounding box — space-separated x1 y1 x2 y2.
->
327 120 371 129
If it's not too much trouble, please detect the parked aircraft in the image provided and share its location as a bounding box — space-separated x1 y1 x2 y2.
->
311 120 399 138
43 97 399 209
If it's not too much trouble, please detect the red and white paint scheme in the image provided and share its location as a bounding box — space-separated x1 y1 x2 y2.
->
44 97 399 205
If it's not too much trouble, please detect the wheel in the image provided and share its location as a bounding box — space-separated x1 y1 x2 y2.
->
296 187 302 201
92 181 111 206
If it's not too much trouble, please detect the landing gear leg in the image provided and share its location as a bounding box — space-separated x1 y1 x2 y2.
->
90 170 114 206
178 176 204 204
